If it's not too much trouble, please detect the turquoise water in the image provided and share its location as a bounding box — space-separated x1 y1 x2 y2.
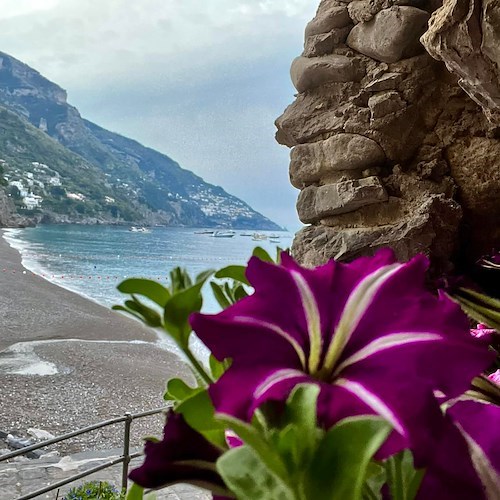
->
3 225 293 312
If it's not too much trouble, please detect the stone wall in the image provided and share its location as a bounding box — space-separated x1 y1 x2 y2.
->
277 0 500 274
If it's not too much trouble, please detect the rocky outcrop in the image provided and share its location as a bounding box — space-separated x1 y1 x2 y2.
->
0 189 30 227
421 0 500 125
276 0 500 273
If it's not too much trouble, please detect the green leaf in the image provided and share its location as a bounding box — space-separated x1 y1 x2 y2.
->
453 295 500 331
126 483 144 500
175 388 226 448
209 354 229 380
252 246 274 263
163 279 207 348
117 278 170 307
304 416 392 500
214 265 250 286
364 462 386 500
124 296 162 327
210 282 232 309
196 269 215 284
216 414 289 482
169 267 193 294
164 378 199 402
450 288 500 331
234 284 249 301
176 389 218 431
285 384 320 441
283 384 321 466
217 446 295 500
112 304 149 324
385 450 425 500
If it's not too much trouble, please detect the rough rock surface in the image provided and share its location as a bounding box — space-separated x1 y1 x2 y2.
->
347 6 430 63
0 189 29 227
421 0 500 125
276 0 500 274
297 177 388 223
291 56 365 92
290 134 386 188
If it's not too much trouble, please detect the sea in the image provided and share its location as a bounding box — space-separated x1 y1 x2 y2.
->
3 225 293 313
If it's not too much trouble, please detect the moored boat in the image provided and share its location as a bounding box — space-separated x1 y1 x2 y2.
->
212 230 236 238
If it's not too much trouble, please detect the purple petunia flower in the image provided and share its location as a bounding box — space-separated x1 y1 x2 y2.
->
489 370 500 385
471 324 497 340
129 410 228 495
191 249 494 465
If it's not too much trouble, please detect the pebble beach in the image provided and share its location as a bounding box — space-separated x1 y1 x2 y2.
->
0 232 192 454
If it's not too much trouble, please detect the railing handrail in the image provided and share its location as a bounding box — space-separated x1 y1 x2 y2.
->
0 406 169 462
0 405 172 499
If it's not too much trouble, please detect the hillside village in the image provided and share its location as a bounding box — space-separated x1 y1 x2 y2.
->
1 159 104 213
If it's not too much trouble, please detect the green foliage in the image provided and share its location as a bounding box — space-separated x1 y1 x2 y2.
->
216 384 393 500
63 480 124 500
451 287 500 331
125 483 157 500
0 106 142 221
383 450 425 500
115 268 214 384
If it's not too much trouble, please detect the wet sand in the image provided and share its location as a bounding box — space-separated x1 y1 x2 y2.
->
0 233 192 452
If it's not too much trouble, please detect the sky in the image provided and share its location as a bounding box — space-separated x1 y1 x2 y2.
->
0 0 318 230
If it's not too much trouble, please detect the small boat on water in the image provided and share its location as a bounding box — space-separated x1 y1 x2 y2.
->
240 233 254 237
252 233 267 241
212 230 236 238
194 230 215 235
129 226 151 233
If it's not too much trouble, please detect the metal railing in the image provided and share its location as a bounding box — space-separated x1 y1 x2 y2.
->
0 405 171 500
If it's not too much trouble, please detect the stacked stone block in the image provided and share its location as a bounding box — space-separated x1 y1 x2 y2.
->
276 0 500 273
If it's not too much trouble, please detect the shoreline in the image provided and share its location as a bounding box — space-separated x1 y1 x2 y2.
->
0 232 191 453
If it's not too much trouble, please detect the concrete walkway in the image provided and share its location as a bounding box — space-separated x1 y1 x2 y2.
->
0 449 211 499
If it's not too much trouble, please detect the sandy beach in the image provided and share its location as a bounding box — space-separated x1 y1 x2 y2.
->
0 232 192 453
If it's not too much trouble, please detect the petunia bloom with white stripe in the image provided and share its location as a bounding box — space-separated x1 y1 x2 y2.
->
191 249 496 497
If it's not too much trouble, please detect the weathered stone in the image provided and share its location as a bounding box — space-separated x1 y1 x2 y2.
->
291 56 365 93
316 176 388 215
303 27 353 57
297 176 388 223
368 91 406 118
446 137 500 254
365 72 403 91
347 6 430 63
290 133 386 187
275 85 362 147
305 5 352 38
482 0 500 68
293 194 461 273
347 0 391 23
296 185 319 224
421 0 500 124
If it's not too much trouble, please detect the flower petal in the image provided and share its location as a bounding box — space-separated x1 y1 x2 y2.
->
208 365 310 421
191 312 301 369
417 412 488 500
336 255 493 398
129 410 224 491
448 399 500 495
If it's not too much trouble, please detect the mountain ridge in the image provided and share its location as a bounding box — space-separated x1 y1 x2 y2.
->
0 51 280 229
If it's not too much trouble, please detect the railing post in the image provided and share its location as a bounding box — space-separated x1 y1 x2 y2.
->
122 412 133 494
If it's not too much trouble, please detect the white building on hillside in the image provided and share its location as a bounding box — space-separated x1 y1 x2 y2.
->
23 194 43 210
9 180 28 198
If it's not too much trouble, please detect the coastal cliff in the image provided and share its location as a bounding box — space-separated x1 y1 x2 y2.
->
277 0 500 272
0 52 280 230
